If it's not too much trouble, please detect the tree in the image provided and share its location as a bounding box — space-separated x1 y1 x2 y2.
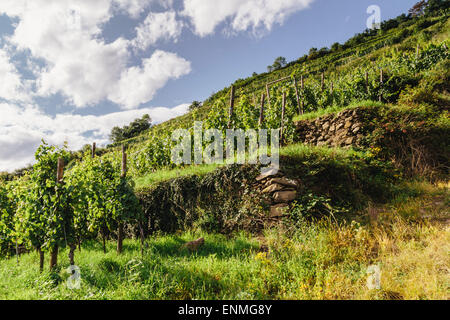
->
110 114 152 144
110 126 123 144
308 48 318 60
268 56 287 72
272 56 287 70
409 0 427 17
331 42 341 52
188 101 202 112
318 47 330 58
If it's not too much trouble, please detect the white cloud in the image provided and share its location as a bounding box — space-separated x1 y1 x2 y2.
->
113 0 176 18
0 0 317 171
182 0 314 37
110 50 191 109
133 11 183 50
0 102 189 172
0 48 29 102
113 0 155 18
36 37 130 108
0 0 191 109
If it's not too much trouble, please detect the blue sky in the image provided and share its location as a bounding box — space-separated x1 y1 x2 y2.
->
0 0 418 171
153 0 418 108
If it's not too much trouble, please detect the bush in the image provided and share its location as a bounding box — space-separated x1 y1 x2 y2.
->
136 165 262 235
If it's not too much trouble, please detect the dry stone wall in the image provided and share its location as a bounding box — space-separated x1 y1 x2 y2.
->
251 107 377 218
295 108 372 148
253 168 301 218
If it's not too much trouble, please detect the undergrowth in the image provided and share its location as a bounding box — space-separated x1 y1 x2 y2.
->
0 181 447 300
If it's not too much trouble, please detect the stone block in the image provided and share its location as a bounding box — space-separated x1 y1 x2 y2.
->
273 191 297 203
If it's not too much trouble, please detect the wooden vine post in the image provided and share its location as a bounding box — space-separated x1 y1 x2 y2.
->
259 93 265 127
117 145 127 254
415 44 420 76
68 241 76 266
321 72 325 92
57 158 64 183
280 92 286 145
227 85 235 129
379 69 384 102
293 78 302 115
365 71 369 94
266 84 271 109
50 158 64 270
301 75 305 112
39 246 44 272
92 142 96 158
15 241 19 266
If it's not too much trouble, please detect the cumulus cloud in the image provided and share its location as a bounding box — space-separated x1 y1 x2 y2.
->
0 0 315 110
113 0 155 18
0 0 316 171
0 48 30 102
0 0 190 109
113 0 176 18
182 0 314 36
0 102 189 172
110 50 191 108
133 11 183 50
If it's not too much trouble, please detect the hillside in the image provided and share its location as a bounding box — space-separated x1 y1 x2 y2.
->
108 10 448 149
95 10 449 189
0 3 449 301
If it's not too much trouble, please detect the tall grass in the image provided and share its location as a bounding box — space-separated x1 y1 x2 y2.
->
280 143 365 160
293 100 385 122
134 164 222 189
134 143 367 189
0 181 447 300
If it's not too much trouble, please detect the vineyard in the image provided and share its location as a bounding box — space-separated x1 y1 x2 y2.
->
126 39 448 176
109 11 447 148
0 5 449 300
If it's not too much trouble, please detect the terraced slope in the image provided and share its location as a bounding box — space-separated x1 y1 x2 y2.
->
108 13 448 150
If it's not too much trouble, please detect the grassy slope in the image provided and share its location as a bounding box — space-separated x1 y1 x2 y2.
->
134 143 369 189
127 15 448 189
0 181 447 300
134 163 223 189
292 100 385 122
111 15 447 151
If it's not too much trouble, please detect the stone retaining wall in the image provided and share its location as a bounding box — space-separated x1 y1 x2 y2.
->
253 168 301 218
295 108 371 148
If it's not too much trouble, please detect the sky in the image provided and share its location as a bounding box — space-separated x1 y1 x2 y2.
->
0 0 418 172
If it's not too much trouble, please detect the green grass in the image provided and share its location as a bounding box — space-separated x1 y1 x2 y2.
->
0 232 263 300
133 143 368 189
293 100 385 122
1 180 447 300
134 163 223 189
280 143 366 160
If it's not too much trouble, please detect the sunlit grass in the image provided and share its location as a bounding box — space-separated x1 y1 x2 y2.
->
293 100 385 122
134 163 223 189
280 143 365 159
1 181 447 300
134 143 367 189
